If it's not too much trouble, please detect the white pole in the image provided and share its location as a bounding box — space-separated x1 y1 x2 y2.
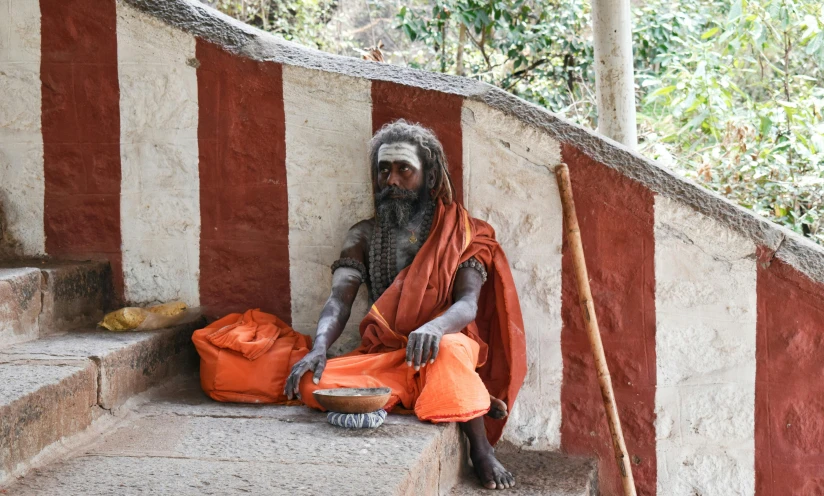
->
591 0 638 149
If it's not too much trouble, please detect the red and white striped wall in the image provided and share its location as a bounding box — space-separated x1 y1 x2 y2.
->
1 1 824 494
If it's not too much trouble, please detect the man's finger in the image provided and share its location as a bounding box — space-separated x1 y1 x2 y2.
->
406 335 416 366
414 335 425 370
313 360 326 385
430 337 440 363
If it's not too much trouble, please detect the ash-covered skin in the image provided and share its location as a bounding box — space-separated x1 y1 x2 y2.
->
283 121 515 490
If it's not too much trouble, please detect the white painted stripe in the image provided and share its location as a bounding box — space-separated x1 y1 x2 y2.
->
0 0 44 255
117 4 200 305
461 100 564 450
283 66 373 355
654 196 757 496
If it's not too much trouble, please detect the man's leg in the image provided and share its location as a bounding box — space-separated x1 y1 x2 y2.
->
414 333 515 490
460 416 515 490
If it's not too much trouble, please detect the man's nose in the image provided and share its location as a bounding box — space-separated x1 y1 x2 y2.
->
387 170 401 188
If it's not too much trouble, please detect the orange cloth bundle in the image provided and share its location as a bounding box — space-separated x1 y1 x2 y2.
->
192 309 312 404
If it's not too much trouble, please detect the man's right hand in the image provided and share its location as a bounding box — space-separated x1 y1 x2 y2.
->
284 347 327 400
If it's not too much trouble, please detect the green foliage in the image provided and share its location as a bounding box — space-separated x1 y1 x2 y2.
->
203 0 346 52
207 0 824 245
639 0 824 244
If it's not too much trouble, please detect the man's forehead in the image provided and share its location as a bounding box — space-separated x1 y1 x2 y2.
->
378 142 421 168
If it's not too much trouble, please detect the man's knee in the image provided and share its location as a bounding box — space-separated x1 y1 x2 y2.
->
435 333 478 365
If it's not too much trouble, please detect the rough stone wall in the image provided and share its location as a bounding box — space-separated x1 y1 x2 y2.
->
561 144 658 495
0 0 44 256
117 2 201 306
283 66 372 354
462 101 564 450
756 257 824 494
654 197 757 495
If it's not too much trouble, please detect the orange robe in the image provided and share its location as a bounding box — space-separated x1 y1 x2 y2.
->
300 200 526 444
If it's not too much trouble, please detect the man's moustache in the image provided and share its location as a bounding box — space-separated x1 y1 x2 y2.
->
376 186 418 202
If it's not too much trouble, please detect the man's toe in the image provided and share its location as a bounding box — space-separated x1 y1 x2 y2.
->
484 479 497 490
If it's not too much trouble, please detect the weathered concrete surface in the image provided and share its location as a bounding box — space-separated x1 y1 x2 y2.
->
0 260 113 341
0 360 98 483
39 261 112 335
450 442 598 495
5 376 465 495
117 2 201 307
0 267 41 347
0 320 203 409
654 196 757 496
0 319 203 486
0 0 44 257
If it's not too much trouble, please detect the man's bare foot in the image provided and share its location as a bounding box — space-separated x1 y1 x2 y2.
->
470 447 515 489
486 395 508 419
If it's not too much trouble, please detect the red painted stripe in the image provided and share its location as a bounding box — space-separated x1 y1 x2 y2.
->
371 81 463 203
40 0 123 300
196 40 291 321
755 252 824 494
559 144 657 496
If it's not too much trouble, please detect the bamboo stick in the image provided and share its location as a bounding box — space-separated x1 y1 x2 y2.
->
555 164 637 496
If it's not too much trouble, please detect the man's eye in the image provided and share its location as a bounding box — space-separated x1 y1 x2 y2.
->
379 168 389 174
400 166 409 171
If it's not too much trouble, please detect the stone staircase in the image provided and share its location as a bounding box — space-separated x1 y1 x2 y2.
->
0 259 597 495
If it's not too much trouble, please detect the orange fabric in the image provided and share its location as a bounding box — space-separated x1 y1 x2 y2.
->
192 309 312 403
301 332 491 423
304 200 526 444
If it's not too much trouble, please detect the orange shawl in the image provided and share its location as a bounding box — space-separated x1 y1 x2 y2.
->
355 200 526 444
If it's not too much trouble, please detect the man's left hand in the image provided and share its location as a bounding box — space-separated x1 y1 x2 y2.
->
406 323 443 371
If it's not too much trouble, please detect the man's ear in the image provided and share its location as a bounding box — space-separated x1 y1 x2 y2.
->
426 169 436 189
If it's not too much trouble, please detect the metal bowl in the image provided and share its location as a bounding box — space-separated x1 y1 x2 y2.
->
313 387 391 414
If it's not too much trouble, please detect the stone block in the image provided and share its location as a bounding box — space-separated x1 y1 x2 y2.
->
122 236 200 306
7 455 410 495
0 267 41 347
0 143 45 256
0 319 203 409
38 261 112 335
0 360 98 483
656 443 754 496
450 442 598 496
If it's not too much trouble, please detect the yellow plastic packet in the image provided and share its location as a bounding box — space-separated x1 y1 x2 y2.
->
99 301 191 331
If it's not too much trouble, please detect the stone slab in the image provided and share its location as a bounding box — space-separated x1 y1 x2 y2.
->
0 259 113 337
0 319 204 409
7 456 412 495
450 443 598 496
0 360 98 483
5 376 462 495
0 267 41 347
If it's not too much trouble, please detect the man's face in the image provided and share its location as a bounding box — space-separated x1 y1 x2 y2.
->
375 142 427 227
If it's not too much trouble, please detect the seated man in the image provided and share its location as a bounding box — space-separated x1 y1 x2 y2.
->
284 120 526 490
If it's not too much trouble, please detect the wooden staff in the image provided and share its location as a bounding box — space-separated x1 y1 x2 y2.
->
555 164 637 496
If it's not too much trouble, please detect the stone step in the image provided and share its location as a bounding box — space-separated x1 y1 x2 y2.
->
450 444 598 495
2 374 598 495
3 375 465 495
0 260 112 347
0 319 203 485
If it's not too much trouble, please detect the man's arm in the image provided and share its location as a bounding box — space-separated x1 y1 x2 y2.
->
405 265 484 370
283 221 371 399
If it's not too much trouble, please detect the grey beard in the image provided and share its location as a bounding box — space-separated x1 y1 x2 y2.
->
377 198 416 228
